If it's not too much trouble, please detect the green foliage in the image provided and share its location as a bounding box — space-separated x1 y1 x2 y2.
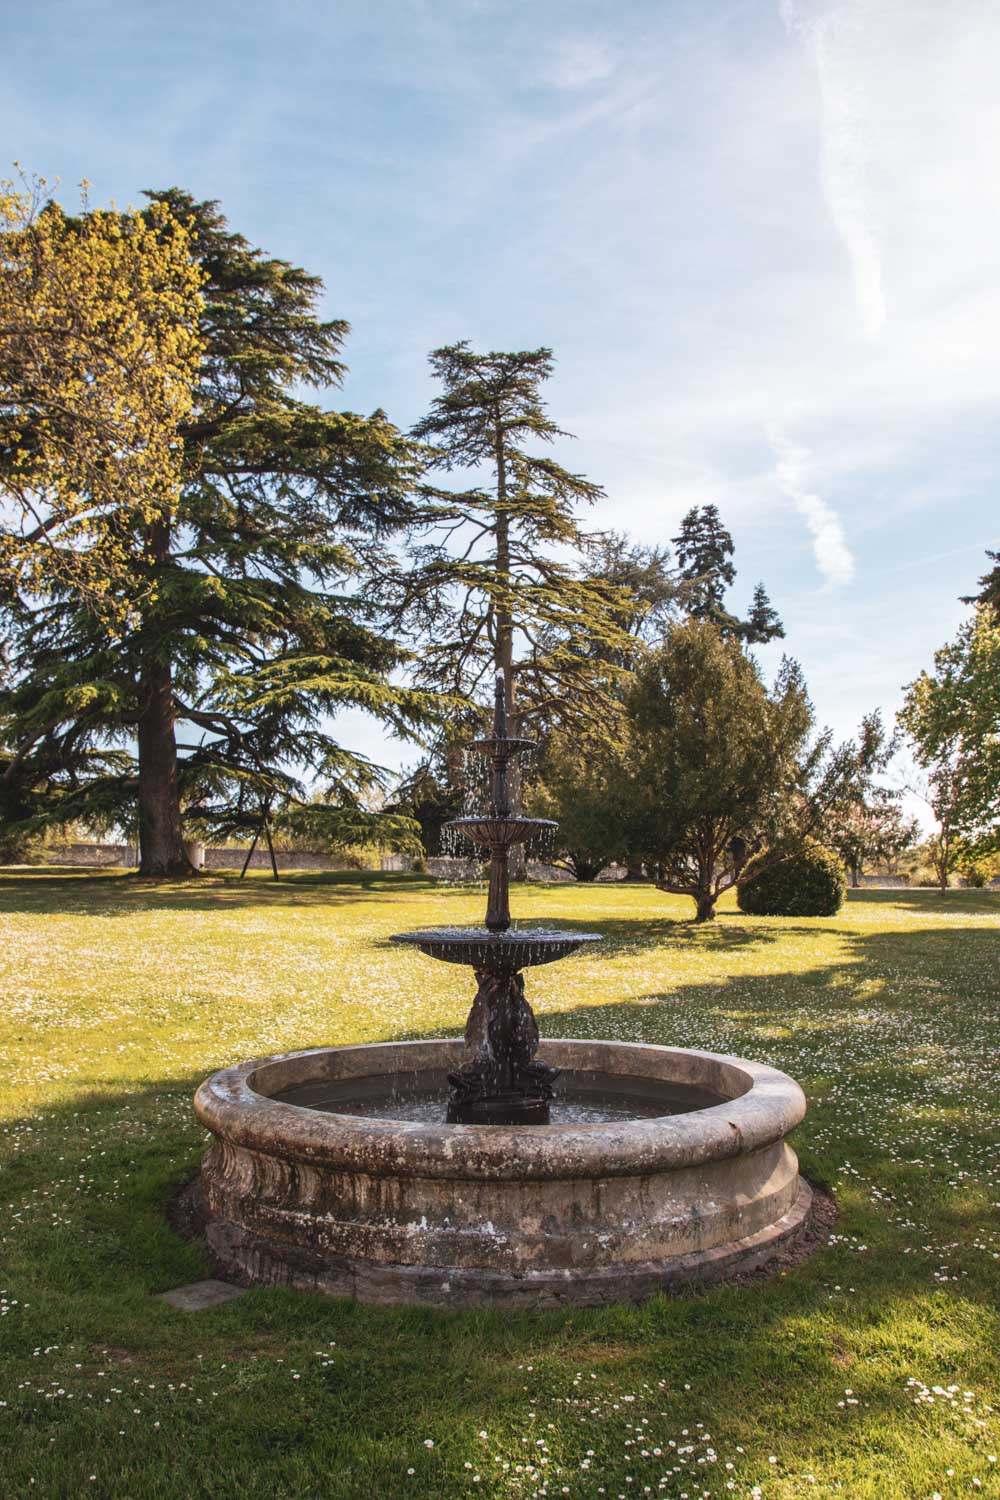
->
622 619 814 919
574 532 681 659
527 728 631 880
745 580 785 644
622 620 890 920
962 546 1000 622
0 189 435 875
394 342 631 732
822 786 918 885
954 843 998 889
395 766 464 859
671 505 784 644
0 821 46 863
737 843 846 916
899 605 1000 850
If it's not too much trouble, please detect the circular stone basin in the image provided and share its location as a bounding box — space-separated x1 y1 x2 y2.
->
194 1039 811 1308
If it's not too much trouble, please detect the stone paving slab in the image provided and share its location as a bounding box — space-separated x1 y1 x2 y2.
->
158 1278 248 1311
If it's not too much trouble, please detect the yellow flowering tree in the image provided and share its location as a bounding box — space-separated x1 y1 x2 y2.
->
0 175 203 617
0 177 204 872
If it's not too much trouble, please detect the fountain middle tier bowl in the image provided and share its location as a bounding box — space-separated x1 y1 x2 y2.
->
445 815 556 849
467 733 536 757
194 1039 813 1308
391 926 602 968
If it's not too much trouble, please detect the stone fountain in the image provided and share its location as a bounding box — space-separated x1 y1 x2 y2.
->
193 678 814 1307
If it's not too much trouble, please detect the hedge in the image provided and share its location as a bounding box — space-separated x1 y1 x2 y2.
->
737 843 846 917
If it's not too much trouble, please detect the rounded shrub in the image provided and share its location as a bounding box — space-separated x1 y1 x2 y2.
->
737 843 846 917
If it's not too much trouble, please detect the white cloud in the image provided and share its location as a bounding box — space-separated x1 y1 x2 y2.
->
770 432 855 587
781 0 886 339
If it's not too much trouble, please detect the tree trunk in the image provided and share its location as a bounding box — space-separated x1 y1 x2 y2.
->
137 658 195 877
694 889 717 922
137 517 195 879
623 859 646 881
493 423 527 882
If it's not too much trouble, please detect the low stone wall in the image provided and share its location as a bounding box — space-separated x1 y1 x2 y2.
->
46 842 372 873
47 842 139 867
202 848 361 872
43 845 646 881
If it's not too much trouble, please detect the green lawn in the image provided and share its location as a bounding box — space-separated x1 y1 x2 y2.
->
1 870 998 1500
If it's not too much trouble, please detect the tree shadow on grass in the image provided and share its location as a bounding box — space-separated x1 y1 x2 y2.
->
0 866 442 916
846 885 1000 916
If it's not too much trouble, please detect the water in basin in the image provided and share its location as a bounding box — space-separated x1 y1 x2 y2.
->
272 1069 724 1124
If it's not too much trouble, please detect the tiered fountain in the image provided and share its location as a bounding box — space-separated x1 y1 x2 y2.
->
193 678 814 1307
392 675 601 1125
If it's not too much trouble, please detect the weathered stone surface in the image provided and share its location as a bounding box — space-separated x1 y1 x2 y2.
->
194 1039 813 1308
158 1278 247 1311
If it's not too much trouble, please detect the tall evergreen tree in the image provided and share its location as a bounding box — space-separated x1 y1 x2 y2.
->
672 504 736 622
0 188 431 876
963 548 1000 622
671 505 784 644
745 581 785 644
621 619 893 920
395 342 630 734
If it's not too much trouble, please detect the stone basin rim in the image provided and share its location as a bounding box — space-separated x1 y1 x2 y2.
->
194 1039 806 1182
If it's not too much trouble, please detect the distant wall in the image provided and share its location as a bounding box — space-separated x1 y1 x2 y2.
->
859 873 910 888
45 846 635 882
46 842 372 873
48 842 139 867
424 858 632 883
202 848 362 872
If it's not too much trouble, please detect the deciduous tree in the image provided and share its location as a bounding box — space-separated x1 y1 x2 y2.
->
823 787 918 886
898 605 1000 868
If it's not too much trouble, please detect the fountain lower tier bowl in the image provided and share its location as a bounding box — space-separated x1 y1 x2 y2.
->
391 927 602 968
444 815 556 849
193 1039 813 1308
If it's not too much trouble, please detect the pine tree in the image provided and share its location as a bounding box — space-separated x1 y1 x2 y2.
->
672 505 737 624
744 582 785 644
395 343 630 735
0 187 431 876
963 549 1000 622
671 505 784 643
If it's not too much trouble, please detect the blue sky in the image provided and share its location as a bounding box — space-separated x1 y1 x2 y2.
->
4 0 998 787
